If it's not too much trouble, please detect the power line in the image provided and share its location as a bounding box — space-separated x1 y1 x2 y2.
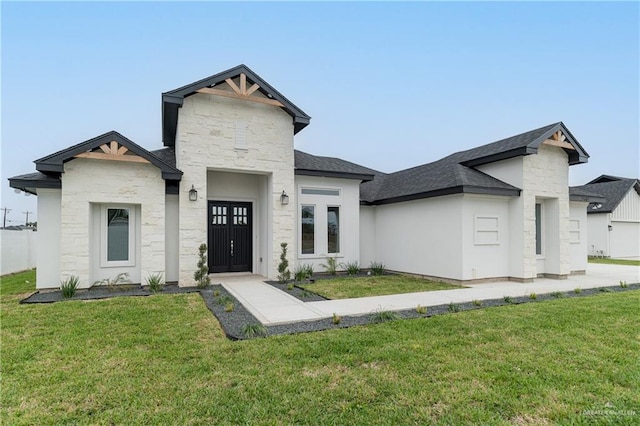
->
1 208 11 228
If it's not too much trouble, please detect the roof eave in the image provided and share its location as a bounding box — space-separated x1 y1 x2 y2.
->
370 185 520 205
461 147 532 167
295 169 374 182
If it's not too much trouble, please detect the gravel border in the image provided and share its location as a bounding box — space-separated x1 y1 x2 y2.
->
20 281 640 341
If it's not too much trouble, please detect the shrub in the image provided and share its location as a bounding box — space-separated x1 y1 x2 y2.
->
243 323 267 338
146 273 164 294
217 295 232 306
332 313 341 325
93 272 131 290
213 289 220 297
529 293 537 300
321 256 338 275
574 287 582 294
300 290 314 299
194 243 211 288
344 261 360 276
472 299 482 307
619 280 628 288
277 243 291 283
599 287 612 293
448 303 460 313
416 305 427 315
369 261 385 276
293 264 313 283
503 296 513 304
224 302 234 312
550 291 564 298
371 309 400 323
303 264 314 278
286 282 294 291
60 276 79 298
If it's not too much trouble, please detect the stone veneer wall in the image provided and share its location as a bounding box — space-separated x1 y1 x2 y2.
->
175 90 295 285
59 159 166 288
521 144 571 278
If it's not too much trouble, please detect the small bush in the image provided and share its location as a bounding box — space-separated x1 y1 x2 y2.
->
213 289 220 297
472 299 482 307
60 276 79 298
344 261 360 276
448 303 460 313
300 290 314 299
369 261 385 276
371 309 399 323
303 264 314 278
194 243 211 288
224 302 234 312
217 295 232 305
93 272 131 290
243 323 267 338
416 305 427 315
332 313 341 325
286 282 294 290
619 280 628 288
293 264 308 282
321 256 338 275
146 273 164 294
503 296 513 304
277 242 291 283
574 287 582 294
551 291 564 299
599 287 612 293
529 293 537 300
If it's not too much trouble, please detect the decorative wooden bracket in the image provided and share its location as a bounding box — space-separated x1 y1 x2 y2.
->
196 72 284 108
74 141 150 163
543 130 575 150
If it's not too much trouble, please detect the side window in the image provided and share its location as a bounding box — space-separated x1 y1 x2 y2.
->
301 205 315 254
327 207 340 253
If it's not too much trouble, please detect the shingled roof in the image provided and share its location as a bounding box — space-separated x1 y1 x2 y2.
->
570 176 640 213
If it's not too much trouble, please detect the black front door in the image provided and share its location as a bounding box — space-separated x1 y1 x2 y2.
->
208 201 252 273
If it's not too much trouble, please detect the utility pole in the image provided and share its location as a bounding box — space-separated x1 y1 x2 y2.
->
23 211 32 226
1 208 11 228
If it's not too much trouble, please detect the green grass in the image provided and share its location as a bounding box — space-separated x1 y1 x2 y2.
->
2 270 639 424
300 275 462 299
588 257 640 266
0 269 36 296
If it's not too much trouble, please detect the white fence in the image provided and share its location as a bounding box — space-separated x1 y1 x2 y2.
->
1 229 37 275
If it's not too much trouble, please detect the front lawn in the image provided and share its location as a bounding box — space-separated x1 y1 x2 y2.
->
2 270 638 424
588 257 640 266
299 274 462 299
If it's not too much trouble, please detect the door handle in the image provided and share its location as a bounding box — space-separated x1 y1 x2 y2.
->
230 240 234 257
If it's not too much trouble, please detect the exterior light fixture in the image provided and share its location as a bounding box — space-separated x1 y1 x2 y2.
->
189 185 198 201
280 191 289 206
608 225 613 231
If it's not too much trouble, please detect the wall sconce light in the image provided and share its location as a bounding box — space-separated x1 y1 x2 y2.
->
608 224 613 231
280 190 289 206
189 185 198 201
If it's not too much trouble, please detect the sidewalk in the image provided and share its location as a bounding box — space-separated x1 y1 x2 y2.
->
220 264 640 325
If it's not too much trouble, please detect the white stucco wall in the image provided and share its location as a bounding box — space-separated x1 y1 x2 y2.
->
460 195 511 280
611 188 640 222
1 229 37 276
610 222 640 259
60 158 166 288
374 195 463 280
587 213 610 256
569 201 588 272
35 188 61 288
359 206 376 268
166 194 179 282
176 86 295 284
295 176 361 272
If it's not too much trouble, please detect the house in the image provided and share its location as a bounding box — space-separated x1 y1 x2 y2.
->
570 175 640 259
9 64 598 289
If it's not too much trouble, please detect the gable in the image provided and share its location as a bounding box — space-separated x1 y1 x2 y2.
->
35 131 183 181
162 64 311 147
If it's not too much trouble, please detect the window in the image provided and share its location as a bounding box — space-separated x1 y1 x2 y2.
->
474 215 499 245
535 203 542 255
301 205 315 254
327 207 340 253
102 205 135 267
301 188 340 196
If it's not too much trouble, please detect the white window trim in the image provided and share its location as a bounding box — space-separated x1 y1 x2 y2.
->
299 204 316 257
535 201 545 258
474 214 500 246
569 219 581 244
327 205 342 255
100 204 136 268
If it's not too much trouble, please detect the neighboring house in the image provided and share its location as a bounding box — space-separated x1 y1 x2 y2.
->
570 175 640 259
9 65 598 289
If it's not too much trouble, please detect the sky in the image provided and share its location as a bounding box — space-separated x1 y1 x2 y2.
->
1 1 638 224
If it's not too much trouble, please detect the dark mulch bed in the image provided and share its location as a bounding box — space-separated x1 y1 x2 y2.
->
19 281 640 341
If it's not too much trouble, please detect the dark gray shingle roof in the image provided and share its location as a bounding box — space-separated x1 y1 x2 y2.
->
294 150 379 182
8 172 61 194
571 176 640 213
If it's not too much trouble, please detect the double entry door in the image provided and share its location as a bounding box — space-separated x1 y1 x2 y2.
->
208 201 252 273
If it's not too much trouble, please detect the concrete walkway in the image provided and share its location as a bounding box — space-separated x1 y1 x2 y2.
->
219 264 639 325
